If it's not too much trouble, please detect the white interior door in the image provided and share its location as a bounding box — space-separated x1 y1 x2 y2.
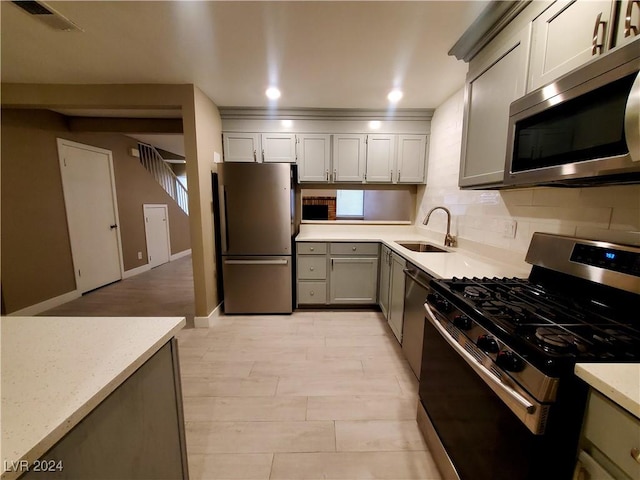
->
57 139 123 293
144 204 171 268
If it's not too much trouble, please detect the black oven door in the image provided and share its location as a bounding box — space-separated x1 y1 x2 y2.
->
419 308 581 480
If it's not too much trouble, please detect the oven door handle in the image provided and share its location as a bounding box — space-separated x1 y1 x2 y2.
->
424 303 536 415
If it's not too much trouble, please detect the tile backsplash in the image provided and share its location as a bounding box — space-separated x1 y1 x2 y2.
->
416 88 640 255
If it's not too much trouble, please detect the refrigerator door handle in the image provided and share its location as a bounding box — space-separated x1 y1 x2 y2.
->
224 259 289 266
222 188 230 253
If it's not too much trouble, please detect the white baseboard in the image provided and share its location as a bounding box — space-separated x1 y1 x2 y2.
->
122 263 151 279
194 302 224 328
171 249 192 261
9 290 81 316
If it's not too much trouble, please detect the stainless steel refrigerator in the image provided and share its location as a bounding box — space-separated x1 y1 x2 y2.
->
217 162 298 314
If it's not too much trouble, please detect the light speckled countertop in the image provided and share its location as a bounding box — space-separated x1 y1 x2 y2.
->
1 316 185 480
296 224 532 279
575 363 640 418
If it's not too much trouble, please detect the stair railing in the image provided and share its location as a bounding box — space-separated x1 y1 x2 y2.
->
137 143 189 215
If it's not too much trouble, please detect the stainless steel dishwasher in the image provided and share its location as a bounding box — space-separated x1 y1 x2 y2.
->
402 262 433 380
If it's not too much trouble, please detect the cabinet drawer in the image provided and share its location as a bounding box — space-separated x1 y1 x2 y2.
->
297 242 327 255
583 391 640 480
298 282 327 304
330 242 379 255
298 256 327 280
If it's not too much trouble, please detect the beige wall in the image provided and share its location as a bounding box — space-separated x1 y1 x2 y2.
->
1 109 76 313
1 108 191 313
181 86 222 317
416 89 640 258
1 83 222 319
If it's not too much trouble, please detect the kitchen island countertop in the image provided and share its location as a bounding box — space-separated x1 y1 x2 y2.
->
1 316 185 480
296 224 531 279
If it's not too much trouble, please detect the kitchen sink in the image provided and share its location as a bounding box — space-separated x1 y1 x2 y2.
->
395 241 449 253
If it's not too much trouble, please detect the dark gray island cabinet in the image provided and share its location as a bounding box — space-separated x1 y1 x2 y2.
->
1 316 188 480
21 340 188 480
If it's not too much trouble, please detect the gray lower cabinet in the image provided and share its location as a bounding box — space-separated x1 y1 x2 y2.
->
378 245 392 316
23 340 188 480
297 242 328 305
329 257 379 304
297 242 379 306
576 389 640 479
388 252 407 343
329 243 379 305
378 246 407 343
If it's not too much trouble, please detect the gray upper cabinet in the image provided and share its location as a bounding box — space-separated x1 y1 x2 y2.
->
365 134 396 182
333 134 366 182
459 26 530 188
528 0 615 92
614 0 640 48
297 134 331 182
397 134 428 183
262 133 297 163
223 133 260 162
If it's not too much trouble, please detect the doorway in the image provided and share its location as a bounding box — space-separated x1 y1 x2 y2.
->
144 204 171 268
57 139 124 293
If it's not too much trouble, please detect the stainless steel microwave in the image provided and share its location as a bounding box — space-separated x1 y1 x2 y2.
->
505 40 640 187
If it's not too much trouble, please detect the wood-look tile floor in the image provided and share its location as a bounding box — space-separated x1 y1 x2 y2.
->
177 311 442 480
41 255 196 326
40 256 441 478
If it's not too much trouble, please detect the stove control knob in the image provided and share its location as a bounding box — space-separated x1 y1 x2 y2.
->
453 314 472 330
476 334 499 354
427 293 451 313
496 350 524 372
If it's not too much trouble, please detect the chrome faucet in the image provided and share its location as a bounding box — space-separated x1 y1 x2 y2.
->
422 206 457 247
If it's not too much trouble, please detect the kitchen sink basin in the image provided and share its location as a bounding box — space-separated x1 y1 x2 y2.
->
395 241 449 253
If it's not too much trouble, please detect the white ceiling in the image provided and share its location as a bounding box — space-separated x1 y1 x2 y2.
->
1 1 489 110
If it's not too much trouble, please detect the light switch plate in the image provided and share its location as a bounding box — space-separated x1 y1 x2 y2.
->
503 220 517 239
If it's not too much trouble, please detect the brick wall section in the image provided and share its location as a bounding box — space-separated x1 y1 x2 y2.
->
303 197 336 220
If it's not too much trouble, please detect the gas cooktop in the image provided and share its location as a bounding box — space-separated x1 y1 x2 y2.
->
433 277 640 364
427 233 640 377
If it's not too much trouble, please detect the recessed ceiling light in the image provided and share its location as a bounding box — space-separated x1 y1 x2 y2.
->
387 89 403 103
266 87 281 100
281 119 293 127
369 120 381 130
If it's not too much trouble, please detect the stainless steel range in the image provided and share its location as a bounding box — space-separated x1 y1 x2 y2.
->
418 233 640 480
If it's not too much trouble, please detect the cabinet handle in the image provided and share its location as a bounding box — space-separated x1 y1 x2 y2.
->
352 246 357 251
631 447 640 464
333 169 337 181
262 149 265 161
325 170 329 181
310 266 315 271
310 247 315 251
397 170 401 182
331 258 334 270
253 149 257 162
310 290 315 296
591 12 606 55
625 0 640 37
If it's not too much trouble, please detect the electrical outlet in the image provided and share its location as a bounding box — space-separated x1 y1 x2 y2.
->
137 251 142 260
503 220 517 239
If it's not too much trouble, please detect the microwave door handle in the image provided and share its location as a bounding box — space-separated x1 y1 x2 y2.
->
624 72 640 163
424 303 536 415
